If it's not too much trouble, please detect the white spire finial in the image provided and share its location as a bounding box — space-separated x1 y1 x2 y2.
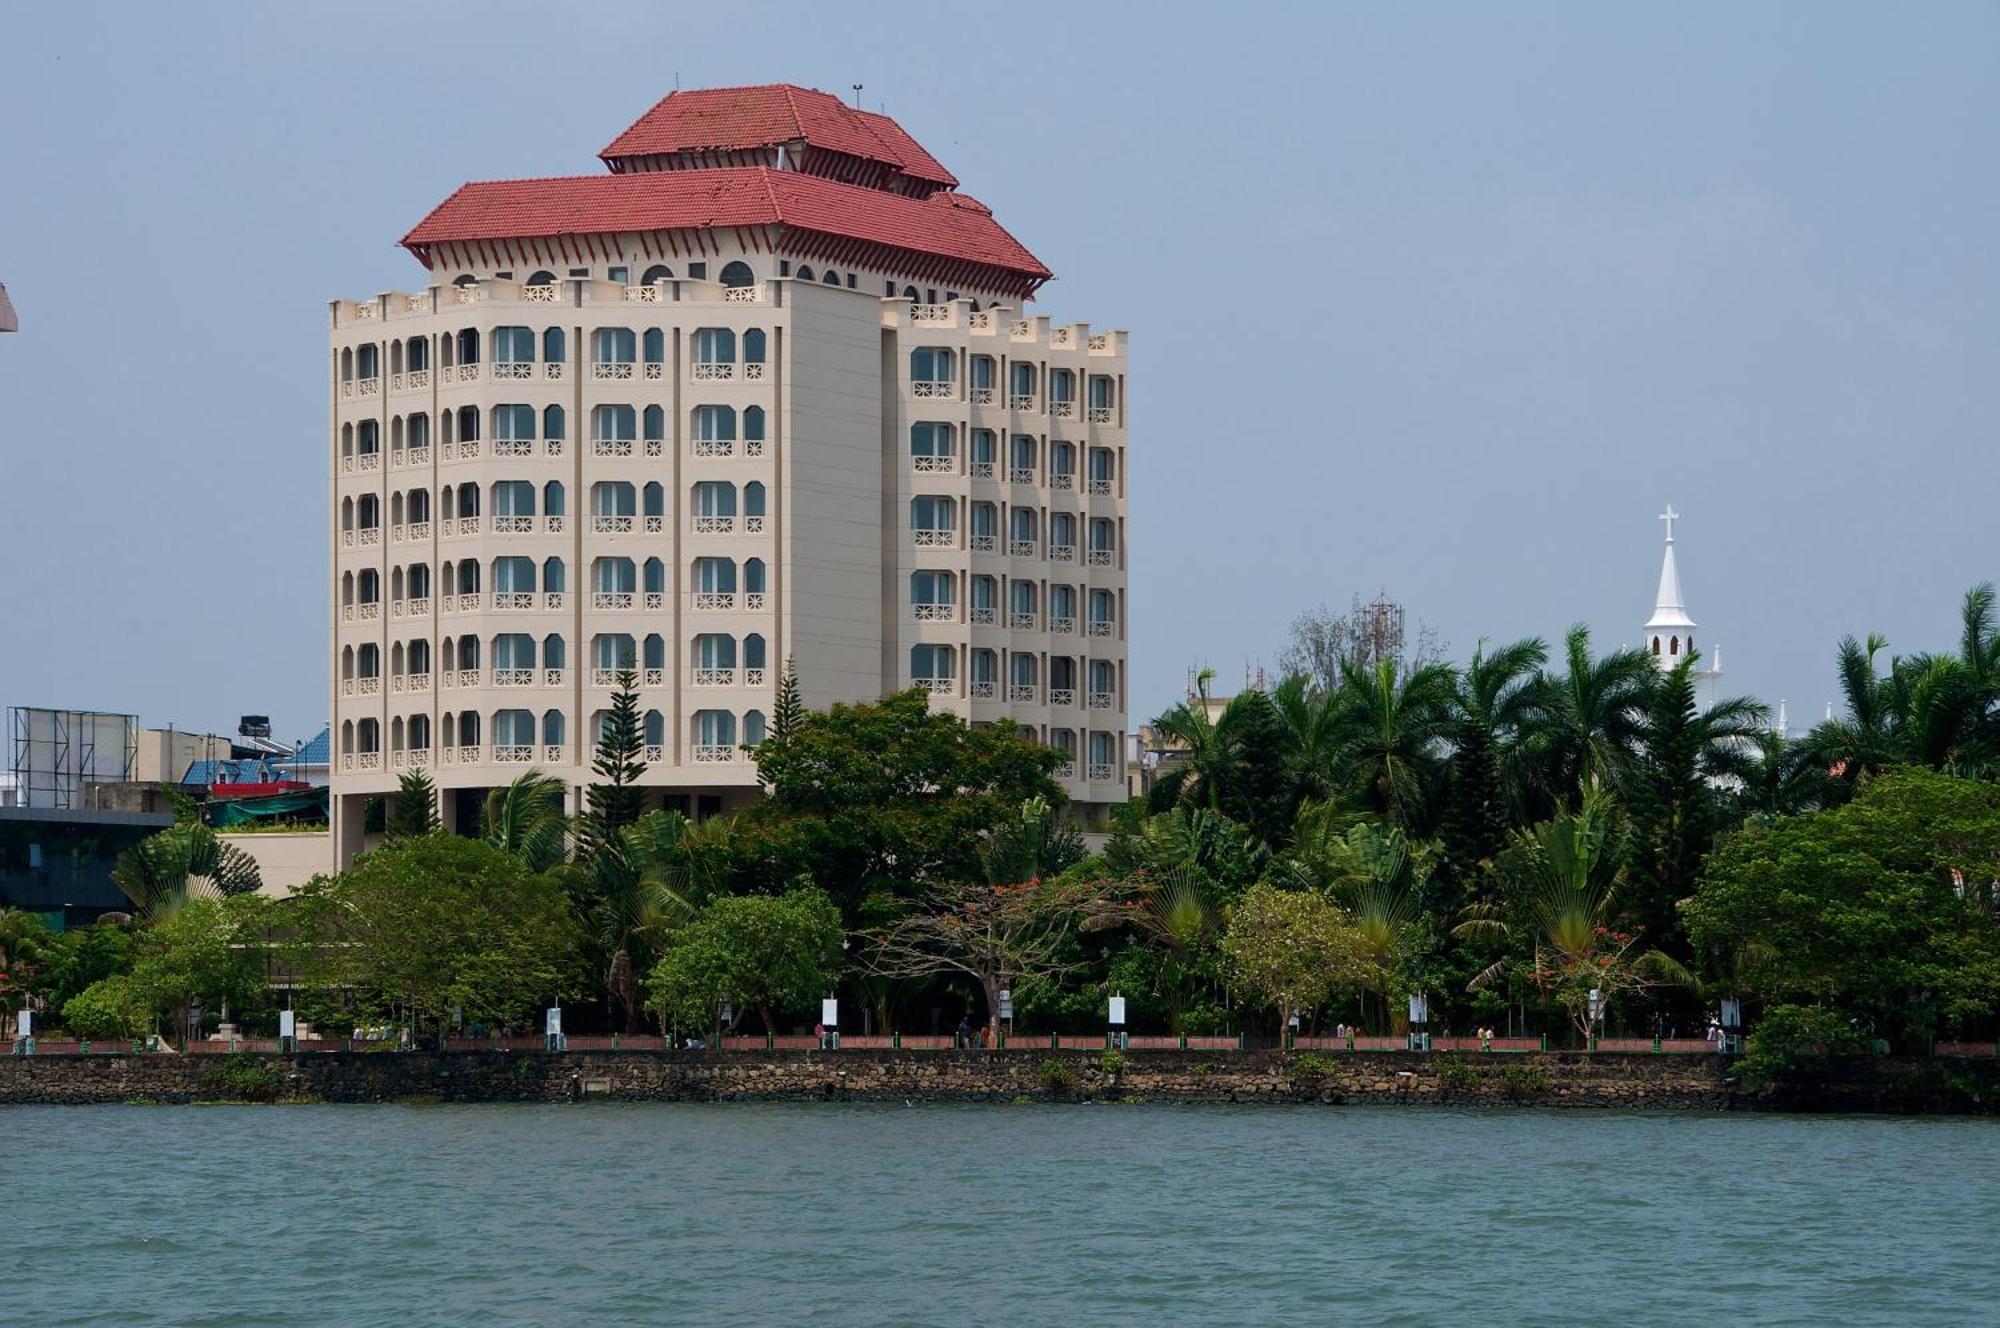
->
1659 504 1679 542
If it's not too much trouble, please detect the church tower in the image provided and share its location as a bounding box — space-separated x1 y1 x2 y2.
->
1645 505 1724 699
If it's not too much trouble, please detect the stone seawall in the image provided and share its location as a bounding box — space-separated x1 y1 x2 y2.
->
0 1049 1735 1109
5 1049 1994 1112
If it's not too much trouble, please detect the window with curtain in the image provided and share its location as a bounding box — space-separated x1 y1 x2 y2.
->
911 644 954 680
911 422 954 459
593 404 636 441
493 481 534 517
693 405 736 440
592 327 636 363
493 557 535 593
694 328 735 364
910 347 954 384
493 327 534 363
694 558 737 594
912 570 954 606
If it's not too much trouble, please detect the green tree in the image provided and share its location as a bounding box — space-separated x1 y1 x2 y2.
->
36 920 138 1012
744 689 1062 915
1440 637 1547 902
386 768 441 838
1147 669 1293 837
1623 657 1767 954
128 894 274 1042
1528 624 1655 809
648 888 845 1035
1220 882 1372 1039
1329 655 1458 832
583 669 648 852
1682 768 2000 1047
61 976 150 1042
769 657 806 745
291 836 584 1039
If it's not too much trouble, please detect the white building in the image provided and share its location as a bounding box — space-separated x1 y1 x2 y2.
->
1644 504 1723 702
328 85 1130 864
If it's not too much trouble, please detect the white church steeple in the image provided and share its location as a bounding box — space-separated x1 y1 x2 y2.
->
1645 504 1725 696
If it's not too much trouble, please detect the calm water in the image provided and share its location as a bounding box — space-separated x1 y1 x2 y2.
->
9 1103 1998 1327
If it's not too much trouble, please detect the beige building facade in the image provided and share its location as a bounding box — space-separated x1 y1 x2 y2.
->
327 85 1128 864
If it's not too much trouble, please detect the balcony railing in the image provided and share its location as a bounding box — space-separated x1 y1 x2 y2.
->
404 369 431 391
915 677 956 695
911 454 954 473
694 668 735 687
971 387 996 405
745 591 767 611
545 516 564 534
522 283 561 304
744 516 765 534
694 515 734 534
493 515 533 533
693 743 735 762
357 677 381 696
744 363 766 380
593 592 635 610
970 606 997 626
1009 540 1037 558
1008 684 1038 703
1088 620 1114 637
402 672 432 692
492 592 535 611
1088 478 1113 496
1049 544 1076 563
544 668 564 687
1008 394 1036 411
694 592 736 611
593 361 635 380
492 439 533 458
1088 763 1115 782
644 592 664 610
494 669 534 687
355 602 379 621
1050 473 1074 491
403 445 431 466
546 364 564 381
1049 688 1076 708
1050 400 1076 419
447 363 480 384
590 669 620 687
592 515 634 534
593 438 634 457
643 668 665 687
1050 616 1076 635
625 285 662 303
1010 611 1038 630
455 669 481 688
494 745 535 763
406 597 431 617
912 603 955 622
971 461 995 479
404 521 431 542
1088 549 1115 566
909 304 953 323
492 361 534 379
1088 406 1114 424
644 743 666 762
971 534 997 553
544 744 565 764
723 286 761 304
913 528 955 547
1055 761 1077 780
744 667 766 687
694 362 734 380
693 439 734 458
1088 692 1116 710
1009 468 1036 485
543 592 564 611
970 680 997 700
912 380 954 398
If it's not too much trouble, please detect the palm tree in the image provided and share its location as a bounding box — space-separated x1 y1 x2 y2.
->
1329 656 1457 831
1285 812 1435 1030
1268 672 1346 809
1723 729 1823 820
1147 670 1293 840
1527 625 1655 809
1800 634 1902 797
579 809 737 1034
479 769 569 873
110 821 263 921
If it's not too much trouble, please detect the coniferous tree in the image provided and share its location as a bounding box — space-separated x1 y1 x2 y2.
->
770 657 806 742
386 769 441 839
583 669 648 852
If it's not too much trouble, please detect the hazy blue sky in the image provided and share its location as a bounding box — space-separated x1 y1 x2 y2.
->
3 3 1995 746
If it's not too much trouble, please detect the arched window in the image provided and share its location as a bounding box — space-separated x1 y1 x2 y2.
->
407 413 429 449
744 482 767 524
796 266 815 282
592 327 636 365
743 406 765 443
493 556 536 594
358 568 380 603
1669 637 1679 656
694 710 736 751
543 404 565 441
593 404 636 444
643 405 665 443
902 285 919 301
494 635 536 673
640 264 673 286
594 633 637 671
822 269 840 287
340 348 354 382
409 713 430 750
458 636 481 671
408 337 429 371
644 634 667 671
542 710 566 748
542 557 566 594
456 404 479 442
720 261 754 288
453 274 477 288
455 561 480 595
1652 637 1662 656
693 557 737 594
543 635 566 670
357 719 379 755
744 634 768 673
340 424 354 458
644 710 667 747
542 327 566 364
744 558 766 594
455 328 480 365
357 344 379 379
694 327 735 366
643 327 665 366
693 405 736 442
694 633 737 671
643 482 665 518
743 328 766 364
643 558 666 595
456 711 481 749
493 326 533 364
409 639 431 676
407 562 430 598
525 270 556 287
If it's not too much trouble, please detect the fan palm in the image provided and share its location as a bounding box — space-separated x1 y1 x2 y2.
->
110 822 263 921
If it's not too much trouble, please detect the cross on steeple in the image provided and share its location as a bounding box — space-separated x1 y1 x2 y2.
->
1659 504 1679 543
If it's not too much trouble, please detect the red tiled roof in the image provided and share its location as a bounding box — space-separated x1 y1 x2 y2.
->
401 167 1048 284
599 84 957 187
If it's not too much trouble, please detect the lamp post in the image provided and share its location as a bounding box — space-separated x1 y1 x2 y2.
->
1587 988 1605 1051
1719 996 1742 1056
1408 992 1430 1053
716 996 732 1052
1107 994 1127 1050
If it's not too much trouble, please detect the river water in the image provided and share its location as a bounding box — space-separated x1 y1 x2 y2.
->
9 1103 1996 1326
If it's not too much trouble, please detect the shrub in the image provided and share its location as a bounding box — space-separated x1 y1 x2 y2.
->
1287 1051 1337 1092
1036 1057 1079 1094
201 1055 286 1103
1738 1004 1869 1091
1500 1062 1550 1099
62 976 148 1042
1099 1050 1126 1079
1436 1055 1483 1092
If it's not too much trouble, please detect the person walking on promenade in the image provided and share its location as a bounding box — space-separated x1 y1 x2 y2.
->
955 1016 972 1050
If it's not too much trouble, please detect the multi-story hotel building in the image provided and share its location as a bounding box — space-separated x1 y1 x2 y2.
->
327 85 1129 863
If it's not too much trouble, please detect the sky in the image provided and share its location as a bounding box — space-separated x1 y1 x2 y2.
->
2 2 1996 747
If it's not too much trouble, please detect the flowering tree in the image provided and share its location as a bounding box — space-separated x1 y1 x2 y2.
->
1220 883 1373 1039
